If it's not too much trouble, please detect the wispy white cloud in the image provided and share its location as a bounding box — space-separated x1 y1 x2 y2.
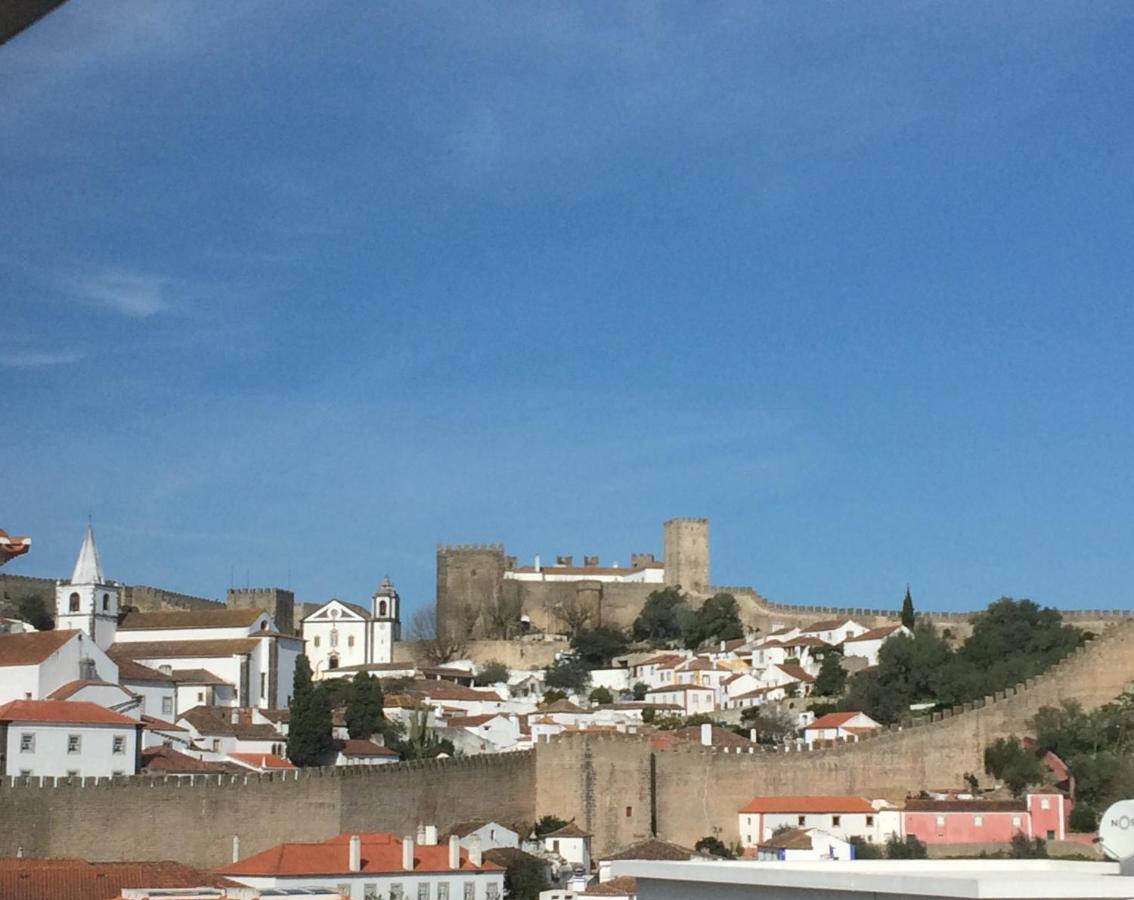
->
0 349 83 368
70 270 175 318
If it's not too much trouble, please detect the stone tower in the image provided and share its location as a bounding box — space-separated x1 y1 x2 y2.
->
663 517 709 594
55 524 119 651
435 544 506 639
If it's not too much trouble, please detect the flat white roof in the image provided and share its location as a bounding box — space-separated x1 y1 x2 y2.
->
611 859 1134 898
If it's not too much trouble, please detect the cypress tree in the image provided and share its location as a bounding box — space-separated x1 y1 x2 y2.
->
901 586 915 629
345 671 384 739
287 656 334 766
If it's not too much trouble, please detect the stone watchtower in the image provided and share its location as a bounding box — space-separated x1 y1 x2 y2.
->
663 517 709 594
435 544 506 639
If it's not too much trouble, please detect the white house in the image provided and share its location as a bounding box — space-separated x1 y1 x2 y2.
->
444 821 521 853
177 706 287 758
843 624 910 666
302 577 402 678
543 823 592 874
0 698 143 778
441 713 521 755
216 831 505 900
0 629 118 704
798 618 868 647
645 684 715 715
115 657 177 721
738 796 900 848
111 607 302 711
802 711 881 744
755 827 854 861
333 739 400 766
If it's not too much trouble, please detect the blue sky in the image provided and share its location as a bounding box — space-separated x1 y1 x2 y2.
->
3 2 1133 617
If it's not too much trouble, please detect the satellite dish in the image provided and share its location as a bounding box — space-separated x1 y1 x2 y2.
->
1098 800 1134 872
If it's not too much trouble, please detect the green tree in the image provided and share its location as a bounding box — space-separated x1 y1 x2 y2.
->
682 593 743 649
500 851 550 900
632 587 688 643
14 593 53 631
694 836 734 858
885 834 928 859
843 622 951 724
641 706 656 723
571 627 630 667
850 836 883 859
901 586 915 629
544 657 590 694
632 681 648 701
344 671 384 739
814 651 847 697
1009 834 1048 858
739 707 796 745
534 815 568 837
1069 803 1099 833
589 686 613 705
286 656 334 766
474 660 510 686
983 737 1046 797
542 688 568 704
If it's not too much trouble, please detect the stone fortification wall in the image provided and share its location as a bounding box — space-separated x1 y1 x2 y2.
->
123 585 220 613
226 587 295 634
0 753 535 869
536 619 1134 854
0 573 55 613
394 637 565 670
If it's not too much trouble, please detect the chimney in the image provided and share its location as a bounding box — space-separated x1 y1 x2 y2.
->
468 835 482 868
719 639 726 651
416 824 427 845
231 708 240 725
700 722 712 746
15 847 23 859
448 835 460 870
402 836 414 871
749 728 757 743
349 834 361 873
232 835 240 863
424 825 438 846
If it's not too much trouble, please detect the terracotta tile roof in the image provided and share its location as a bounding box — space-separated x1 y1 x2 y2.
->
46 679 134 701
604 839 701 861
0 629 77 667
168 668 228 685
229 752 295 770
844 624 904 643
646 683 713 694
801 618 853 633
583 876 637 895
780 636 828 648
0 858 235 900
739 795 875 814
0 699 140 726
141 715 188 732
110 638 259 660
177 706 283 740
118 608 261 630
806 711 869 730
338 739 398 758
904 798 1027 813
675 658 725 671
649 726 755 750
216 832 502 876
539 699 587 713
633 653 686 669
544 822 591 838
141 745 243 775
775 663 815 683
444 714 505 728
482 847 545 871
114 657 173 683
399 679 501 702
759 827 815 850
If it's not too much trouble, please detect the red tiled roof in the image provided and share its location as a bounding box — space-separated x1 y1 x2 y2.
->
216 832 502 876
801 619 853 633
400 679 501 702
178 706 283 741
775 663 815 683
339 739 398 758
230 752 295 770
739 795 875 814
0 699 140 726
0 858 235 900
806 711 868 730
844 625 903 643
168 668 228 685
445 714 504 728
114 657 174 683
650 726 755 750
780 636 828 648
141 745 243 774
118 608 262 630
544 822 591 838
646 683 713 693
0 630 77 667
634 653 686 669
539 699 587 713
110 638 259 660
47 680 135 701
583 875 637 895
758 827 815 850
141 715 188 732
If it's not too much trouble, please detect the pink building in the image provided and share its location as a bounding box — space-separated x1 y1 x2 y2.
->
903 792 1067 844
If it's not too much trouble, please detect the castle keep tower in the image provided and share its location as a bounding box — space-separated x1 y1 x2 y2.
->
663 517 709 594
435 544 506 638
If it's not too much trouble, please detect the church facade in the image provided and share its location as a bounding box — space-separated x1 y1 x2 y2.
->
301 577 401 678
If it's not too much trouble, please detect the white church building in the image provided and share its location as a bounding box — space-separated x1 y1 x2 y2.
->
302 576 401 678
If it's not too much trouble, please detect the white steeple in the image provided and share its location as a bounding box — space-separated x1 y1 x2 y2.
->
71 523 104 584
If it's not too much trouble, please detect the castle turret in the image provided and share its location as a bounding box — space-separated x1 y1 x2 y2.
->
55 524 119 651
663 517 709 594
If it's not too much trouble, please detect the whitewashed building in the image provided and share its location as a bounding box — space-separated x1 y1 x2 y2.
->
802 711 881 744
55 524 121 653
843 624 910 666
738 795 900 848
302 577 402 678
644 684 715 715
0 698 143 777
0 629 118 705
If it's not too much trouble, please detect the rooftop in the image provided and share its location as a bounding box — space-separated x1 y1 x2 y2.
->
806 711 872 730
110 638 260 660
0 699 140 726
0 629 77 667
118 608 262 630
739 795 876 814
0 858 235 900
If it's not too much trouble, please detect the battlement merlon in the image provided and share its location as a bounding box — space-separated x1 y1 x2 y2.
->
436 543 506 553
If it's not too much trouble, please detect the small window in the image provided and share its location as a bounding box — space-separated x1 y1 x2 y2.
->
832 815 841 826
1012 816 1022 827
313 635 321 648
159 664 172 675
19 733 34 752
974 815 983 827
329 654 339 670
464 885 475 900
162 697 173 716
626 806 632 818
552 840 559 852
260 673 266 696
1046 829 1055 840
18 769 31 777
69 592 81 612
198 691 205 702
438 885 449 900
418 884 431 900
112 735 126 754
337 885 350 898
112 770 125 776
486 886 499 900
102 593 110 611
1040 798 1051 810
391 885 404 900
936 815 945 827
866 815 874 826
330 628 339 647
365 885 379 900
348 635 355 648
379 600 388 617
797 815 806 826
67 735 81 754
260 620 269 631
66 769 79 777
